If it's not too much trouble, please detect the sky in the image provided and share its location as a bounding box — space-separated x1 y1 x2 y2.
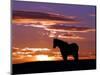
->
12 1 96 64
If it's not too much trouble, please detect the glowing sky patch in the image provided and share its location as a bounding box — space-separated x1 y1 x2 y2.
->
35 55 54 61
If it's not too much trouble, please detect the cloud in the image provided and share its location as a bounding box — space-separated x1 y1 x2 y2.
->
12 10 79 25
12 47 59 55
48 32 84 39
15 23 95 39
58 35 84 39
12 11 95 33
12 11 95 40
46 25 95 33
23 24 95 33
45 25 95 39
12 47 62 63
24 24 47 29
22 47 51 51
13 47 20 52
89 14 96 17
13 11 77 21
12 46 95 64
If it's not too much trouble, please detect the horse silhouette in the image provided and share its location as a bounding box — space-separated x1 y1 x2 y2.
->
53 38 79 61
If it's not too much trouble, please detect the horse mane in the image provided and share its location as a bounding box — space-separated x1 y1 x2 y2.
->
54 38 68 45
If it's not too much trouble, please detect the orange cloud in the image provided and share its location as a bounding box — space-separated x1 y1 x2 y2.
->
12 47 63 64
12 47 95 64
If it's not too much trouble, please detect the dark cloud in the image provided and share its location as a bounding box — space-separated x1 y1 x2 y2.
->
13 10 78 21
46 25 95 32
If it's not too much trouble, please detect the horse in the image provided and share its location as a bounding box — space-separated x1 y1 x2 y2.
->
53 38 79 61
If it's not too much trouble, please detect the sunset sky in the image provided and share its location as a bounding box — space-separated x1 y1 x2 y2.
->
12 1 96 64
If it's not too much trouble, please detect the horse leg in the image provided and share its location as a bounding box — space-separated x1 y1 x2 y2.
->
73 52 78 61
61 52 67 61
63 55 67 61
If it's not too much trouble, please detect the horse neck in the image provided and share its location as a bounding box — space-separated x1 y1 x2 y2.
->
59 41 69 49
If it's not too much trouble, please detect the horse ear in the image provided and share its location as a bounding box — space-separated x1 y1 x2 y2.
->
53 38 57 41
53 38 56 48
54 37 57 39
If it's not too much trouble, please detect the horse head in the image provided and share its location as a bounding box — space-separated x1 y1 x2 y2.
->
53 38 57 48
53 38 65 48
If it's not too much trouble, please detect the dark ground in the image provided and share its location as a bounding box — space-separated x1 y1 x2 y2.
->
12 59 96 74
